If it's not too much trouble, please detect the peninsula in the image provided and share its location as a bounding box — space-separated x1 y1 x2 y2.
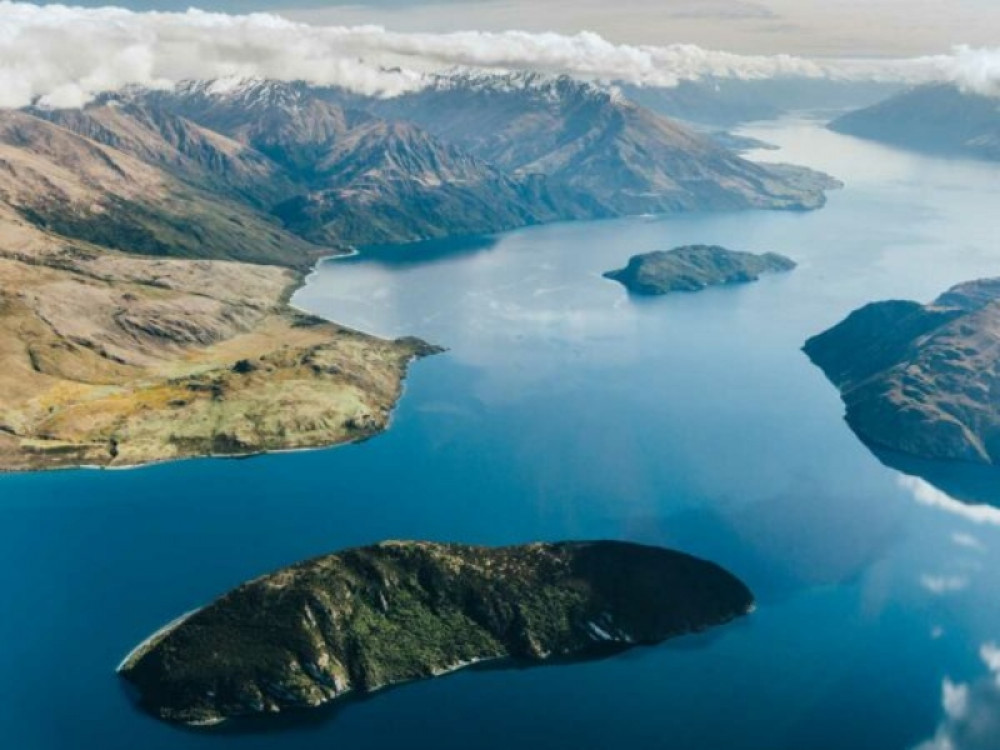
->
804 278 1000 464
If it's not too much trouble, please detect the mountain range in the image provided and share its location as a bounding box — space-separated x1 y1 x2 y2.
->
0 71 838 471
829 83 1000 161
623 78 902 129
70 73 837 248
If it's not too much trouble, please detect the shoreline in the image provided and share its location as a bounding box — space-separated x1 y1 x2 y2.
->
0 246 441 477
116 608 202 674
1 345 433 477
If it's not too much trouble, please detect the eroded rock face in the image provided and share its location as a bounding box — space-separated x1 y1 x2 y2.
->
804 278 1000 465
604 245 796 296
118 540 754 727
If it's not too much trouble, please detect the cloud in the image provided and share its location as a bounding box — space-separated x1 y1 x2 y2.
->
942 45 1000 97
952 533 986 552
914 644 1000 750
0 1 998 109
919 574 970 595
898 475 1000 527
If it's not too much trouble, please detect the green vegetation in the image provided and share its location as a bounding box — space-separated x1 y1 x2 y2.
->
604 245 796 296
119 540 753 726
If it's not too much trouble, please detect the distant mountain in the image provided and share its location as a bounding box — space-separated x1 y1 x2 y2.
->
829 84 1000 160
620 78 903 128
98 74 835 245
269 119 577 246
143 79 367 178
131 78 586 245
363 71 836 216
15 74 837 259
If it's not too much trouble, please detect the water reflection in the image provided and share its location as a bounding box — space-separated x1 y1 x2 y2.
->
620 483 904 604
337 234 499 267
915 644 1000 750
874 448 1000 510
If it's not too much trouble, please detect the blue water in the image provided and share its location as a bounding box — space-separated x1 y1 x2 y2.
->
4 119 1000 749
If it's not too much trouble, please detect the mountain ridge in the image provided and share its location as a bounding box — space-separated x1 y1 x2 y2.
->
829 83 1000 161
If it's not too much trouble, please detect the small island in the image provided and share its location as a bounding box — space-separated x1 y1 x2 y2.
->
804 278 1000 465
118 540 754 727
604 245 796 296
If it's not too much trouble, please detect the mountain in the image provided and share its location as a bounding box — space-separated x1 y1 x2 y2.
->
604 245 796 296
0 109 434 472
348 71 838 216
269 119 577 246
30 100 296 208
804 278 1000 465
142 79 367 178
0 109 320 266
117 540 754 726
133 79 585 245
0 73 839 471
829 84 1000 160
623 78 902 128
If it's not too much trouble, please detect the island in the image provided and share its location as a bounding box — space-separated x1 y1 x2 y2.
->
603 245 797 296
804 278 1000 465
118 540 754 726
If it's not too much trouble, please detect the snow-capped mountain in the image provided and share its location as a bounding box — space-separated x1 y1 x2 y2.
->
367 70 833 215
9 73 835 250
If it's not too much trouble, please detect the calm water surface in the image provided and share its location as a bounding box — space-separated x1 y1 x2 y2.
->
3 120 1000 749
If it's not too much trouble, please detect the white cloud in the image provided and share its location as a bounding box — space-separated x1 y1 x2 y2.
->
914 645 1000 750
920 574 970 596
899 475 1000 527
941 45 1000 97
952 533 986 552
1 2 999 110
944 678 970 720
979 643 1000 682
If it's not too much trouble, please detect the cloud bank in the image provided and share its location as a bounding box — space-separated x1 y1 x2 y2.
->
1 1 999 109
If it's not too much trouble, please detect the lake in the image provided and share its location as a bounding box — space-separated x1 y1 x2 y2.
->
3 118 1000 749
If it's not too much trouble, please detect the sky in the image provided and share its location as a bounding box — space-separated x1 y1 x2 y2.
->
28 0 1000 57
